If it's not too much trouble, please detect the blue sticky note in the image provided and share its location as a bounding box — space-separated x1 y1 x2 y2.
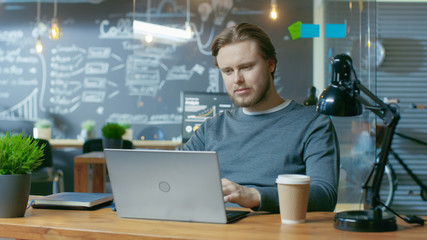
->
300 24 319 38
325 24 346 38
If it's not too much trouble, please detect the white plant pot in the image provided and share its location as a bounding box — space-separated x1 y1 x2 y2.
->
122 129 133 140
33 128 51 140
78 129 95 141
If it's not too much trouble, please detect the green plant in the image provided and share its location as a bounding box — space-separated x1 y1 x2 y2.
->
0 132 45 175
34 119 52 128
102 123 126 139
81 120 96 131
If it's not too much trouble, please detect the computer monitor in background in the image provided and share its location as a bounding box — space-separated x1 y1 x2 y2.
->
182 92 234 143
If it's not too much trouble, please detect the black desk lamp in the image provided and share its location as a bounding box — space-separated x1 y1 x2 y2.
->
317 54 400 232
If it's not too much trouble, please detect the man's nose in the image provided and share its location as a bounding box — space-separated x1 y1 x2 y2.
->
233 71 244 84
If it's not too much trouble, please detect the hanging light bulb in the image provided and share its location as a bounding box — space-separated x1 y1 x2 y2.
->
35 0 43 53
49 17 61 39
184 0 193 37
49 0 61 40
35 35 43 53
270 0 278 20
185 21 193 38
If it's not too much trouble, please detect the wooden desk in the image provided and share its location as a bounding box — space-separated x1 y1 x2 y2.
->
74 151 105 193
50 139 182 150
0 206 425 240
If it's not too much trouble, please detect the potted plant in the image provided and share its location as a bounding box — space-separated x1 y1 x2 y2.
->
33 119 52 139
0 132 45 218
79 120 96 140
101 123 126 149
119 122 133 141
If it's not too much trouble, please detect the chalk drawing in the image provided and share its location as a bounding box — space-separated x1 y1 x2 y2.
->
106 113 181 125
165 65 194 81
87 47 111 59
0 30 24 43
84 77 107 88
85 62 109 74
82 91 106 103
126 55 162 98
99 19 133 39
206 67 220 92
107 90 120 99
0 88 38 121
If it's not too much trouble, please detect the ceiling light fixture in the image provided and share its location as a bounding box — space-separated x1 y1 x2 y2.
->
35 35 43 53
134 20 193 42
270 0 278 20
49 0 61 40
35 0 43 53
184 0 193 37
133 0 193 43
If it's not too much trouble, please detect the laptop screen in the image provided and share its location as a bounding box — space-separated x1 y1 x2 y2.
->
182 92 233 143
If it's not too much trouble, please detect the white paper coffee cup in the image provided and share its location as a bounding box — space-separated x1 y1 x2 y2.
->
276 174 310 224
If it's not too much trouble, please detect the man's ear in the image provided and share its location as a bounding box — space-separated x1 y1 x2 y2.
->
267 59 276 73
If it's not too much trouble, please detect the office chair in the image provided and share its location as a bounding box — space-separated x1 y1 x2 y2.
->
82 138 134 153
30 139 64 195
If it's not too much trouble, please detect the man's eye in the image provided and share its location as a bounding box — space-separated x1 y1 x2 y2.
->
224 69 233 75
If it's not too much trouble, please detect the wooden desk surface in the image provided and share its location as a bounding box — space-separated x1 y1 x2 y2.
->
0 206 425 240
49 139 182 149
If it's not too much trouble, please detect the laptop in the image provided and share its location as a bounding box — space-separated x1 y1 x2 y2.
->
104 149 249 224
32 192 113 210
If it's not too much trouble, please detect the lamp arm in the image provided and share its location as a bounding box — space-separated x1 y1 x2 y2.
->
354 81 397 125
353 80 401 213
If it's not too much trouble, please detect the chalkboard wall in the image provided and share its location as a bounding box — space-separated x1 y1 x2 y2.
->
0 0 313 140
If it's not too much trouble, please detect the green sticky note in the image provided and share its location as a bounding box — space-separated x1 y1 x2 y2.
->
288 21 302 40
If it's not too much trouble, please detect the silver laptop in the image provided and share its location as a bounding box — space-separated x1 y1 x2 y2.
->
104 149 249 224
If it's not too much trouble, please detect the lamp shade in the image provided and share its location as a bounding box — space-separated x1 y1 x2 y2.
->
316 84 363 116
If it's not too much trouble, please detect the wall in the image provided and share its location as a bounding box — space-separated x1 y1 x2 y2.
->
0 0 314 141
0 0 314 192
377 1 427 216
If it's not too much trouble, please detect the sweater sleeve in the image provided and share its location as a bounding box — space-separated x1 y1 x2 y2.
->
181 124 206 151
304 115 340 212
252 186 280 212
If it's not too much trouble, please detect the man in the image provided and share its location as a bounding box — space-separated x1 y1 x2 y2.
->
182 23 339 213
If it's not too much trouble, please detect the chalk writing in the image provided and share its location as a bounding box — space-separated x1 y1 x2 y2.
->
0 88 38 121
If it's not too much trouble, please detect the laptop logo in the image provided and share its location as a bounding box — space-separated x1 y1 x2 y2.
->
159 181 171 192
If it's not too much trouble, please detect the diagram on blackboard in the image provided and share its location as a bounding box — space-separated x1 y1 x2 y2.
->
46 44 125 115
0 88 38 121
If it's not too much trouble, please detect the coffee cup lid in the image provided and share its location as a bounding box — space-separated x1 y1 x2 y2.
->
276 174 310 184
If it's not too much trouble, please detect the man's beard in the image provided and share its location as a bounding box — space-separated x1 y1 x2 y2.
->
229 76 271 108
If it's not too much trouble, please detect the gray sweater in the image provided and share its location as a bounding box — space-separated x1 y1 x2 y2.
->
182 100 339 213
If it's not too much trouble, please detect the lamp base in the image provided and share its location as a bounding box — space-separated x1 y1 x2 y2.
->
334 210 397 232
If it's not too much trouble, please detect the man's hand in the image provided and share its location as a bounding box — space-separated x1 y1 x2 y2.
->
221 178 261 209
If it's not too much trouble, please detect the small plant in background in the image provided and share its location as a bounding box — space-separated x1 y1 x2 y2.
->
81 120 96 131
101 123 125 139
0 132 45 175
34 119 52 129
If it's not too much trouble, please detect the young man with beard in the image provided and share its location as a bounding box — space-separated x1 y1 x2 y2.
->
182 23 339 213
